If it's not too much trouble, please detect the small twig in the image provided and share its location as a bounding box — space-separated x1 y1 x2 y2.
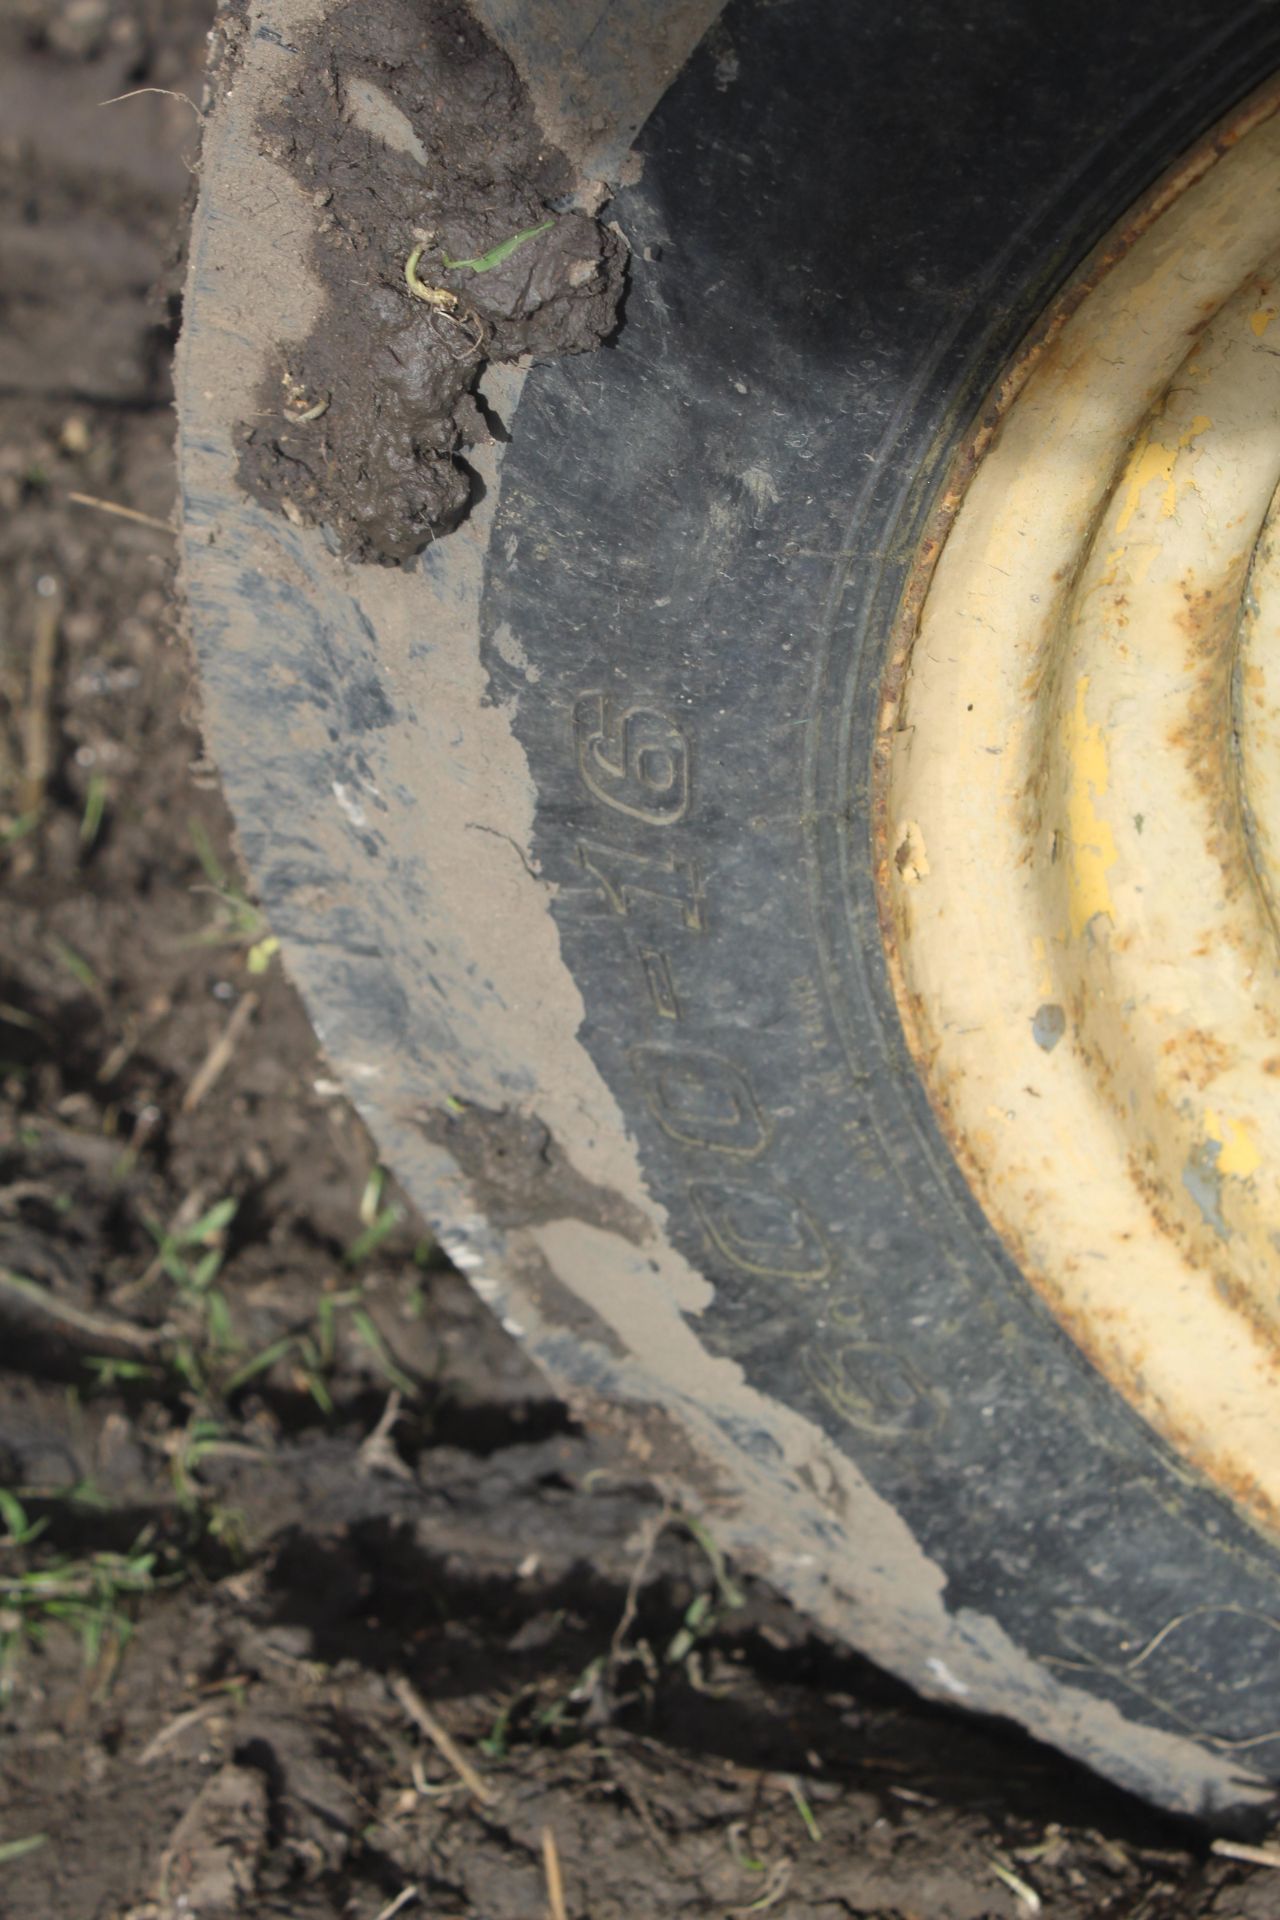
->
20 590 58 823
611 1500 671 1664
726 1858 792 1916
372 1888 420 1920
358 1390 413 1480
785 1776 822 1845
410 1753 461 1801
182 991 259 1114
0 1179 59 1213
990 1859 1042 1913
599 1742 675 1864
426 304 486 362
541 1827 568 1920
1212 1838 1280 1869
0 1266 167 1352
136 1699 220 1765
67 492 174 535
282 396 330 425
389 1673 497 1805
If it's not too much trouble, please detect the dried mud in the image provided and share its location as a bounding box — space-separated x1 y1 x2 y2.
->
237 0 626 563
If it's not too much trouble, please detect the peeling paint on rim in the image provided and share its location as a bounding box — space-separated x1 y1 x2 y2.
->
879 82 1280 1538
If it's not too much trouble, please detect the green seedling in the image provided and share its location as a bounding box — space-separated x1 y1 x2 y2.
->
18 1479 108 1513
787 1778 822 1846
0 1836 47 1866
222 1335 296 1397
0 1004 41 1034
79 773 107 849
344 1165 407 1268
145 1196 237 1297
223 1329 333 1414
665 1589 713 1666
188 817 230 892
726 1824 769 1875
532 1655 605 1739
204 1503 248 1559
479 1684 537 1760
170 1341 206 1395
83 1356 158 1389
219 1192 417 1412
0 1539 160 1695
0 813 40 846
344 1205 404 1268
315 1290 342 1368
139 1196 239 1383
358 1165 386 1226
299 1344 335 1415
442 220 554 273
187 818 264 948
48 936 100 998
170 1418 226 1507
405 246 457 309
246 934 279 975
0 1491 48 1549
680 1512 745 1610
350 1307 416 1397
251 1321 339 1417
664 1513 746 1666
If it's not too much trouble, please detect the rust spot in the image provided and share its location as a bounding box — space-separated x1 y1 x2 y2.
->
1160 1027 1233 1090
1167 566 1255 911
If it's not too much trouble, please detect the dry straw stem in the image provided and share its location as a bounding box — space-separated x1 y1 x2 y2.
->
389 1673 497 1805
100 86 204 124
0 1265 167 1353
371 1889 420 1920
67 492 174 535
1212 1838 1280 1869
610 1497 672 1662
541 1826 568 1920
20 590 58 821
182 991 259 1114
135 1700 221 1767
989 1859 1042 1913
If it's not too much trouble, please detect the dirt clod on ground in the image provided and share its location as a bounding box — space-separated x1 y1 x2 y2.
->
237 0 627 564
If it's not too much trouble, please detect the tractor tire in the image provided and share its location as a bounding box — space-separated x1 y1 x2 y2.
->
178 0 1280 1823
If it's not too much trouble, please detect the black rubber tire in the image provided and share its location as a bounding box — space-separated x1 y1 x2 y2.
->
179 0 1280 1824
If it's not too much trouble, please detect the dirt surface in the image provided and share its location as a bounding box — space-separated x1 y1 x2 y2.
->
237 0 626 563
2 2 1280 1915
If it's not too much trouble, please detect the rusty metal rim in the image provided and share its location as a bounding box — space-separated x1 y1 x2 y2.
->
875 77 1280 1537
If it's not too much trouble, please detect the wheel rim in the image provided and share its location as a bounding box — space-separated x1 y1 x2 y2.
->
879 84 1280 1535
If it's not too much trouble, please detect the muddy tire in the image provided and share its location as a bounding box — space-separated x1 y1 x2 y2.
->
179 0 1280 1822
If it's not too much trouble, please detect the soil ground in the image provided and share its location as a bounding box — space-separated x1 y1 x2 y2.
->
0 4 1276 1916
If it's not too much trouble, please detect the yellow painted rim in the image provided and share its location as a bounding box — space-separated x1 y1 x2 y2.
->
878 86 1280 1535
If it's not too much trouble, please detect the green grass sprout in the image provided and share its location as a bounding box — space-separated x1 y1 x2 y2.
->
79 773 107 849
0 1835 48 1866
443 220 553 273
48 936 100 997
